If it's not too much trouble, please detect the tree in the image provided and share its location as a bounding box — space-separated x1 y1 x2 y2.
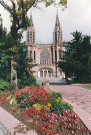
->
0 15 11 80
16 40 37 88
58 31 91 83
0 17 36 88
0 0 67 89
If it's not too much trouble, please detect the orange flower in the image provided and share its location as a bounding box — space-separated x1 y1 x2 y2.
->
47 103 51 107
12 107 16 111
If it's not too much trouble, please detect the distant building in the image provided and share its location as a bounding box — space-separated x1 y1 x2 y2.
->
26 12 65 79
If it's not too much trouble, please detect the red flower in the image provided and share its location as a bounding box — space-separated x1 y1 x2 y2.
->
28 99 32 105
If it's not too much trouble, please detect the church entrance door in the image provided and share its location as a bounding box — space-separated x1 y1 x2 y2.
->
38 69 53 78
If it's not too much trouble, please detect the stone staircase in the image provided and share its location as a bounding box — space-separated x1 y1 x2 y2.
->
36 77 67 85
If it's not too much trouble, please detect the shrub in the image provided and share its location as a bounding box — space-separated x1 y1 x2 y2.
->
18 73 38 88
49 96 72 115
0 78 10 91
31 81 39 87
51 92 62 99
15 90 31 109
74 75 91 83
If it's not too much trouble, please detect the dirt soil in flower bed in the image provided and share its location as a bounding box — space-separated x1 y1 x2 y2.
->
0 100 91 135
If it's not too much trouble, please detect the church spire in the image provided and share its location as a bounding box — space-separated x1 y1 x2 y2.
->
30 11 34 27
26 11 35 44
55 11 60 27
53 11 63 45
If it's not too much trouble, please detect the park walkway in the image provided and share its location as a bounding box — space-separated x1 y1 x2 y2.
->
49 85 91 132
50 85 91 114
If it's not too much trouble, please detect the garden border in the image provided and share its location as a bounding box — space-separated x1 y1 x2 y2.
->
0 107 37 135
0 85 91 134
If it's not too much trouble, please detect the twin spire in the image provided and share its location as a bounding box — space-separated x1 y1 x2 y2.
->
30 11 60 28
28 11 62 45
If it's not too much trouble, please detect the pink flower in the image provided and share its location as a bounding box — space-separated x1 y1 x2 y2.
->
20 101 24 106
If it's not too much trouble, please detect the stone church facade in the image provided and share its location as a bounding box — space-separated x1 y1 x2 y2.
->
26 13 65 79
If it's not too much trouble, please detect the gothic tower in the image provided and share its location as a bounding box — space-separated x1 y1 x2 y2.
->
26 13 35 45
53 12 63 46
26 13 36 63
53 12 63 77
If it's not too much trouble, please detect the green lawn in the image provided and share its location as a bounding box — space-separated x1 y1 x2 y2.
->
83 85 91 90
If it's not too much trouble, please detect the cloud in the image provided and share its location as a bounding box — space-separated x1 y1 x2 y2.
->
0 0 91 43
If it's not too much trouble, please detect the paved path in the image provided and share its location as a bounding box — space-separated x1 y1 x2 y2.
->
50 85 91 114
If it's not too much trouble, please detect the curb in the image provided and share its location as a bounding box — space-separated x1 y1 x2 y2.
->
0 107 37 135
64 98 91 133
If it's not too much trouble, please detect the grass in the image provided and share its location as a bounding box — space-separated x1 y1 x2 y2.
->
0 78 10 91
83 85 91 90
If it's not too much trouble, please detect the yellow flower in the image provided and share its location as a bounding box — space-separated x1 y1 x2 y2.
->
47 103 51 107
6 95 12 101
51 89 55 92
56 99 59 102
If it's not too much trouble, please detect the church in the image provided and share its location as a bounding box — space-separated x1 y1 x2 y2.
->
26 12 65 79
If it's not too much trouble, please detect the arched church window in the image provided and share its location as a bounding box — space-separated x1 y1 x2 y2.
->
59 50 61 59
40 71 43 77
55 32 57 43
34 51 36 62
58 31 60 38
44 71 47 77
55 50 57 62
27 32 29 42
48 70 51 77
40 50 50 65
30 51 32 58
30 32 32 40
33 32 35 43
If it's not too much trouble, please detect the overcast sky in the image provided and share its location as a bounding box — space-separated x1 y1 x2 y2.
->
0 0 91 44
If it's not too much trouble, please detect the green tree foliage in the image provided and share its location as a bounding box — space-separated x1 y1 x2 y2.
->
16 40 37 88
0 78 10 91
0 16 11 80
0 15 37 88
0 0 67 89
58 31 91 83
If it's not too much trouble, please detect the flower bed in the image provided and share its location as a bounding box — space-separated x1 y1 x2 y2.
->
0 86 90 135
